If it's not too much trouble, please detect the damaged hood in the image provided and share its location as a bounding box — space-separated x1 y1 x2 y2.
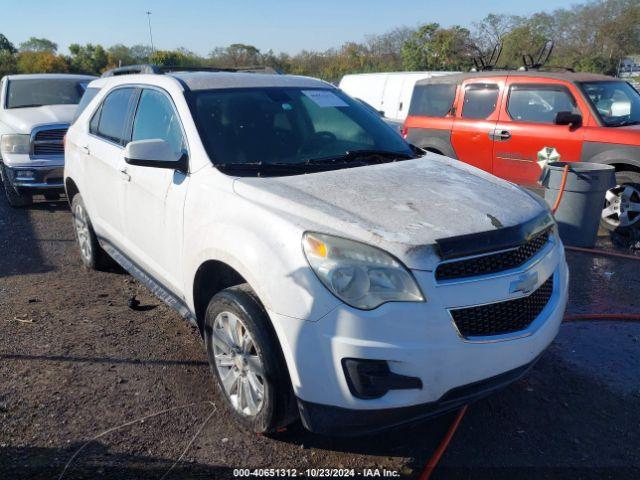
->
1 105 77 133
233 155 547 270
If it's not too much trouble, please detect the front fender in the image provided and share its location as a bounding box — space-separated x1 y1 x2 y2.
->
183 218 341 323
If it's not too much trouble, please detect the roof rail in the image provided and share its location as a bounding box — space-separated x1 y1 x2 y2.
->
101 64 282 78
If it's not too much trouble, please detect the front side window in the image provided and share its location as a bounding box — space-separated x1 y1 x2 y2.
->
462 84 500 120
191 87 412 169
132 89 185 159
507 84 579 124
92 88 138 146
581 81 640 127
408 84 457 117
6 78 89 109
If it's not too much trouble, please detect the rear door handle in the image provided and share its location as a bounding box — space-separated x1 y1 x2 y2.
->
80 145 90 155
119 167 131 182
489 130 512 141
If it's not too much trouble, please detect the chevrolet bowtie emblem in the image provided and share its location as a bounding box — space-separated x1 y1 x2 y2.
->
510 271 539 295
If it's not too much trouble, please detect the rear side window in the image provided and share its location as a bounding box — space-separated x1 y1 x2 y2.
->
507 84 579 124
462 84 499 120
73 87 100 123
91 88 138 146
409 84 456 117
132 89 186 159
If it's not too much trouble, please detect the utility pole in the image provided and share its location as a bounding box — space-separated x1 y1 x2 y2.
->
146 11 155 53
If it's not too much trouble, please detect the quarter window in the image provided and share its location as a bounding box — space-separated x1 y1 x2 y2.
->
507 85 579 124
461 84 500 120
408 84 457 117
93 88 138 145
132 89 185 159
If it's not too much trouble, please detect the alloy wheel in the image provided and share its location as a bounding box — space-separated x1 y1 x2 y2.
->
73 203 93 262
211 311 265 416
602 184 640 229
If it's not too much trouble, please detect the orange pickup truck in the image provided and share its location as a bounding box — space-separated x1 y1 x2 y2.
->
403 71 640 232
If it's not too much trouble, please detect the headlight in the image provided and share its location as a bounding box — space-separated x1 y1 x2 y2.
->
1 134 30 155
302 232 424 310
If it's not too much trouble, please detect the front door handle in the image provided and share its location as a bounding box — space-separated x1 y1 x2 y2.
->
119 168 131 182
80 145 90 155
489 130 512 141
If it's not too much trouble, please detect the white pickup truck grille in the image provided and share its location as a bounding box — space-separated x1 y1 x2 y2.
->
31 126 68 158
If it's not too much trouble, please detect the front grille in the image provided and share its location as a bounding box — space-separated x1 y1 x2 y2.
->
32 127 67 157
436 229 551 281
450 275 554 338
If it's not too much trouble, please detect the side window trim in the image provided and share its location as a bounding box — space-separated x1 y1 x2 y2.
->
505 83 580 124
122 88 142 146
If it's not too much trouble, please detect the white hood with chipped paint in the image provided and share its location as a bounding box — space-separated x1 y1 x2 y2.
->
0 105 77 133
233 155 548 270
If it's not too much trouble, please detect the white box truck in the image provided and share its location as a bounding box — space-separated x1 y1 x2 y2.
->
339 71 458 122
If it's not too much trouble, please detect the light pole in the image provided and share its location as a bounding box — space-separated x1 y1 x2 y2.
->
146 11 155 53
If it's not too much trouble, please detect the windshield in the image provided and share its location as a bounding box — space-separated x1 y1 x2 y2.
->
581 81 640 127
190 87 414 173
6 78 88 109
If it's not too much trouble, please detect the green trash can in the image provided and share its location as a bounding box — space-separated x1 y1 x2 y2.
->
539 162 616 248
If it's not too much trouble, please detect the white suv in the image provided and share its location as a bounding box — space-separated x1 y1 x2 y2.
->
64 68 569 435
0 73 96 206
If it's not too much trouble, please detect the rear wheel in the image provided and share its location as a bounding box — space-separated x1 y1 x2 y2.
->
1 165 33 207
204 285 297 434
601 171 640 233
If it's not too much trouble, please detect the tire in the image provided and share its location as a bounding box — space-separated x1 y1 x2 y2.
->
1 164 33 207
70 194 111 270
203 284 297 434
601 171 640 233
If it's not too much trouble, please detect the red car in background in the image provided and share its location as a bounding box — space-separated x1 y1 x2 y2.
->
403 71 640 233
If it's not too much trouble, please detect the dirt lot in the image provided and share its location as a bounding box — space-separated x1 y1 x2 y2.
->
1 195 639 480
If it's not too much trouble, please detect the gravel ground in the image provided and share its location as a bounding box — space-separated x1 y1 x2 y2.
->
1 195 639 480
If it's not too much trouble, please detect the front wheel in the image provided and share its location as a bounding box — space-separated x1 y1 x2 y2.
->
601 171 640 233
1 165 33 207
204 285 297 434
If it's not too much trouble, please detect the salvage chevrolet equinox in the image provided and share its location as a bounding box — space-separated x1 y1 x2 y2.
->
64 66 569 435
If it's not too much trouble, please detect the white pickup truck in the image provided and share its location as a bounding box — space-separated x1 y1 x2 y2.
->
0 73 95 206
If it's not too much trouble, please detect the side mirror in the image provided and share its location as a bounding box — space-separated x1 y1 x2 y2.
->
124 139 187 172
555 111 582 127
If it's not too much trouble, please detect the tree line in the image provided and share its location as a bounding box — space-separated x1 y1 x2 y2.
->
0 0 638 83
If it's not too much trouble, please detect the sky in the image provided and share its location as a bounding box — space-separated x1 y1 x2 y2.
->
1 0 576 56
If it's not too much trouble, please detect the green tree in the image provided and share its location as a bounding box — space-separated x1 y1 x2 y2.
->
0 50 17 77
0 33 16 54
19 37 58 53
16 51 68 73
401 23 474 71
68 43 108 74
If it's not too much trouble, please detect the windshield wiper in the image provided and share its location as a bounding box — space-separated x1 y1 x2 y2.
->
610 120 640 127
213 161 325 176
305 149 415 165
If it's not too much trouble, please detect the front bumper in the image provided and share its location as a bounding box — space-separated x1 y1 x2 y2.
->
3 164 64 190
298 355 540 435
269 236 569 434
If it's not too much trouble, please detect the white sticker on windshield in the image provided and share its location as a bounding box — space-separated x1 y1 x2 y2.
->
302 90 349 108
